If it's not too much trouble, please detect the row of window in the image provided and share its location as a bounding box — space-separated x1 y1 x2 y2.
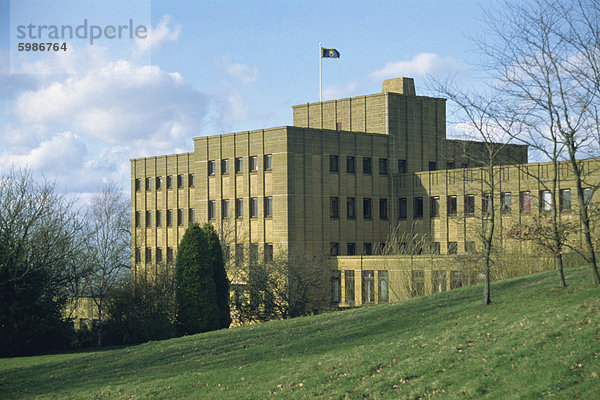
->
330 241 474 256
332 269 463 305
135 243 274 265
398 188 592 220
330 197 388 220
329 157 415 175
331 270 389 304
209 154 273 176
134 197 274 228
135 174 195 192
135 208 195 228
209 197 273 219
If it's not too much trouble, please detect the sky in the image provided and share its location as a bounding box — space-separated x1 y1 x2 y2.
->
0 0 492 198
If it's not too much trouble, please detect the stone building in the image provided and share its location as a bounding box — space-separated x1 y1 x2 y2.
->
130 77 595 308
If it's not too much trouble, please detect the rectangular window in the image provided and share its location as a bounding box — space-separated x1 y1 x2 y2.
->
346 156 355 173
177 209 184 226
363 198 372 219
329 155 339 173
399 198 408 219
411 270 425 297
135 178 141 191
208 160 215 176
235 157 243 174
379 158 388 175
541 190 552 212
167 247 174 264
432 271 447 293
265 196 273 217
428 161 437 171
134 247 141 264
330 242 339 256
145 177 152 191
156 247 163 263
249 243 258 265
156 176 162 190
189 208 195 223
447 242 458 255
433 242 441 255
363 157 372 174
156 210 162 227
166 175 173 189
145 210 151 227
431 196 440 217
166 209 172 226
446 162 455 169
222 199 230 219
414 197 424 218
145 247 152 264
465 194 475 215
363 271 375 304
347 197 356 219
560 189 571 211
188 173 195 187
265 243 273 263
364 242 372 255
501 192 512 213
379 198 388 220
330 197 339 219
235 199 244 218
249 156 258 172
135 211 140 227
466 241 475 253
482 193 490 214
250 197 258 218
221 159 229 174
520 191 531 213
208 200 216 220
177 174 184 188
347 243 356 256
450 271 463 289
235 244 244 266
398 159 407 173
264 154 272 170
448 195 457 216
331 271 341 303
222 245 230 263
345 270 355 304
584 188 593 208
378 271 389 303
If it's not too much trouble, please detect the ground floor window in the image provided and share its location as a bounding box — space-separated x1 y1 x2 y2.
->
378 270 389 303
432 270 447 293
345 270 355 304
362 270 375 304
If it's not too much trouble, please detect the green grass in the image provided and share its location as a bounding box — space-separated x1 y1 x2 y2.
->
1 267 599 399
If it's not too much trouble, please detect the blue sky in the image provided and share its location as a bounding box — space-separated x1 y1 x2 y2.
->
0 0 490 197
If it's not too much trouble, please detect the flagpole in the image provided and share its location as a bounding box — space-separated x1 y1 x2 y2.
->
319 42 322 102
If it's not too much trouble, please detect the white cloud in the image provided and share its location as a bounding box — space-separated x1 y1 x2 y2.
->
226 62 259 84
370 53 469 80
11 60 208 147
0 131 87 171
322 81 359 101
136 15 181 52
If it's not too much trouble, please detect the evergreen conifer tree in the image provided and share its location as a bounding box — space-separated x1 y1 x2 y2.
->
175 223 219 334
201 223 231 329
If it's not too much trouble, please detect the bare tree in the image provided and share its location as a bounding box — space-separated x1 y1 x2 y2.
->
480 0 600 284
233 250 330 323
430 81 515 304
0 168 87 355
84 183 131 346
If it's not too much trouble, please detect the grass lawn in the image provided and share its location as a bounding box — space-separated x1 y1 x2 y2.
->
1 266 599 399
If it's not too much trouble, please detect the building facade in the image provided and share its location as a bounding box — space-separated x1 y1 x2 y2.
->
131 77 594 307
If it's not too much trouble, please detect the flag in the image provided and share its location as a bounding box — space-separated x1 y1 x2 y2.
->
321 47 340 58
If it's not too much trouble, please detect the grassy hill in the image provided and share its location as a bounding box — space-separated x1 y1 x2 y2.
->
1 267 599 399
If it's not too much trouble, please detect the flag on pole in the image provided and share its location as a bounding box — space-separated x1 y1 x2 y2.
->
321 47 340 58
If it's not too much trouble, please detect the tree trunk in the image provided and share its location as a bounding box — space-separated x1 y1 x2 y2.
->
97 297 103 347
